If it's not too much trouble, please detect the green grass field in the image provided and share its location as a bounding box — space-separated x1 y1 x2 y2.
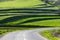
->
0 0 46 9
0 0 59 9
0 0 60 40
0 15 60 27
40 30 60 40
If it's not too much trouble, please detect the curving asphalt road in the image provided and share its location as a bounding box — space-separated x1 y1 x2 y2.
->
0 28 60 40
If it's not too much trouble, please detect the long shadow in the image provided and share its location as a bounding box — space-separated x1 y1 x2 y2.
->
0 15 50 24
17 18 60 24
35 5 55 8
0 8 57 11
0 10 57 14
0 15 59 24
0 8 58 14
0 24 52 27
0 11 57 13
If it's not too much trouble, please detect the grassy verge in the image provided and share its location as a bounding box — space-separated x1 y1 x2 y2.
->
40 30 60 40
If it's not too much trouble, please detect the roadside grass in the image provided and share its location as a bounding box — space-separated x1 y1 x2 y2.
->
0 27 37 37
40 30 60 40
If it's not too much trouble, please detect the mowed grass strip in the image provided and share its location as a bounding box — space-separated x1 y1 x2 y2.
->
40 30 60 40
4 16 60 25
0 0 59 10
3 16 60 27
0 16 13 20
22 19 60 27
0 0 45 9
0 15 60 27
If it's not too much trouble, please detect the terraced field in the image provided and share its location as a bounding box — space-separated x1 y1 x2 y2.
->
0 0 60 27
0 8 60 27
0 15 60 27
0 0 60 40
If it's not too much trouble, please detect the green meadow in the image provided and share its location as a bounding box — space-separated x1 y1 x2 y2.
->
0 0 45 9
0 15 60 27
0 0 59 9
0 0 60 40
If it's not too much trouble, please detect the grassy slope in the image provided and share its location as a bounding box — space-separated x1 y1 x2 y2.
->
0 0 60 27
22 19 60 27
0 16 13 20
0 0 45 9
0 0 59 9
40 30 60 40
5 16 60 24
0 15 60 27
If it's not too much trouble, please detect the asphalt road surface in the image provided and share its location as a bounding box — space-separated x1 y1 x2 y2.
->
0 28 60 40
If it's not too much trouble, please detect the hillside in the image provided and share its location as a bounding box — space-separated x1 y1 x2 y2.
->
0 0 60 27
